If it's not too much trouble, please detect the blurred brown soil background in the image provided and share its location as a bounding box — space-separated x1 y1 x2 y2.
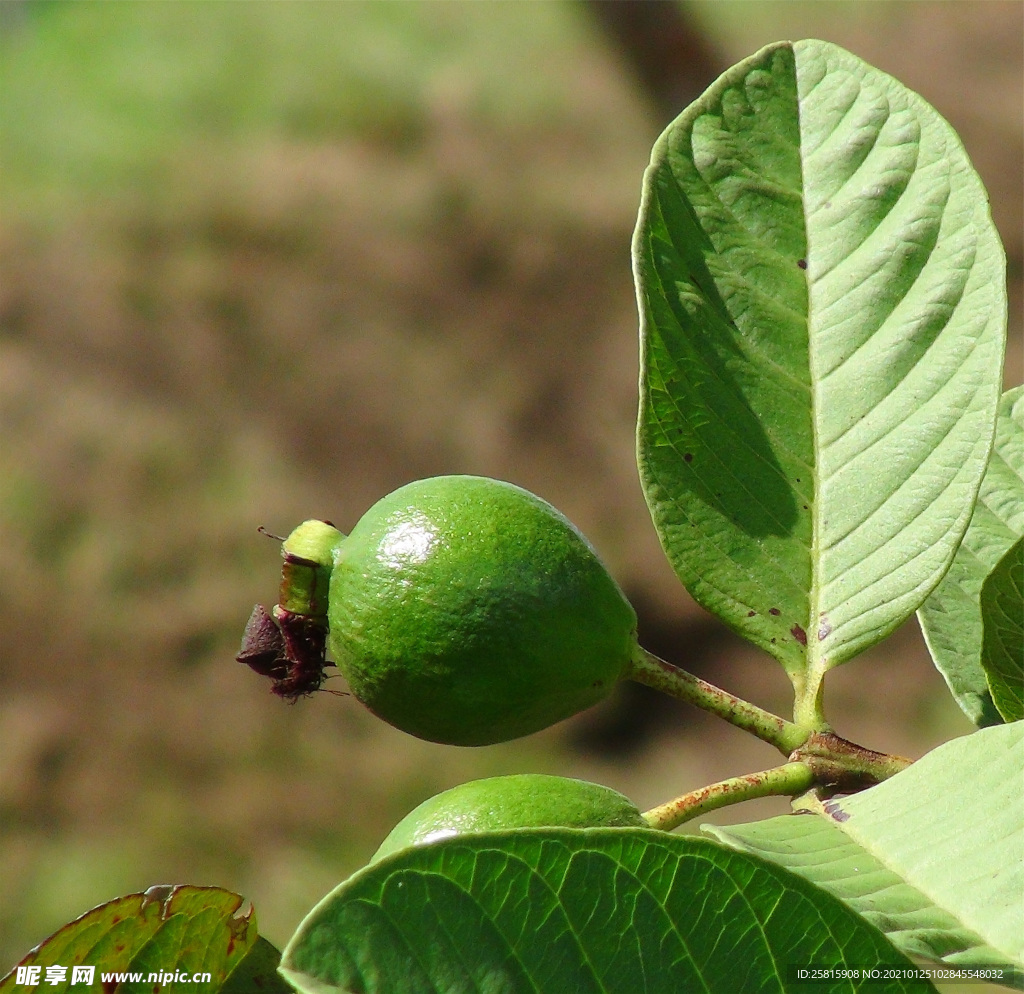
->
0 0 1020 964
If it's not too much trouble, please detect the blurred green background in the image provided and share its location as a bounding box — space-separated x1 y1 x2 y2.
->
1 0 1020 966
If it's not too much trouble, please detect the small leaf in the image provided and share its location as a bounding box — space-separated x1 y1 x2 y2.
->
919 387 1024 725
0 886 286 994
633 40 1006 699
981 537 1024 722
282 829 931 994
223 937 294 994
706 722 1024 985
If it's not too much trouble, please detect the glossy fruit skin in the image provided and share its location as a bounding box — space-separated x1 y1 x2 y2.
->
372 774 647 862
328 476 637 745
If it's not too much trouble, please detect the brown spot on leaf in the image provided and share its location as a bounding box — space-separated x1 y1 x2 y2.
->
769 608 781 616
797 259 808 270
791 624 807 646
747 610 756 617
823 799 850 822
818 614 833 641
684 452 693 462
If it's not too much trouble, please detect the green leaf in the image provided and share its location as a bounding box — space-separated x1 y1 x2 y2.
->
981 537 1024 722
919 387 1024 725
222 937 294 994
633 39 1006 708
0 886 288 994
706 722 1024 985
281 829 931 994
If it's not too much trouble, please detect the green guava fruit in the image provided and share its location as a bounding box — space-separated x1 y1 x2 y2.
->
372 774 648 862
327 475 637 745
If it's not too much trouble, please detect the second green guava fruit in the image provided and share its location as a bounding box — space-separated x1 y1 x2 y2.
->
329 475 637 745
372 774 648 862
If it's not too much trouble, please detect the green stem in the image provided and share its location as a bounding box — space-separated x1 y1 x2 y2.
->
626 644 809 755
792 667 829 731
642 762 815 832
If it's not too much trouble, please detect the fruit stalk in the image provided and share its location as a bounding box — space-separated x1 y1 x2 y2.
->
627 645 809 754
641 762 815 831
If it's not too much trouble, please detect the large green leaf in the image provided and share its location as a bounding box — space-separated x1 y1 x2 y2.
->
980 537 1024 722
706 722 1024 986
281 829 931 994
919 387 1024 726
633 39 1006 709
0 886 289 994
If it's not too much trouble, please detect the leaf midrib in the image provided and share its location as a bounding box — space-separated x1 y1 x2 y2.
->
798 53 828 713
